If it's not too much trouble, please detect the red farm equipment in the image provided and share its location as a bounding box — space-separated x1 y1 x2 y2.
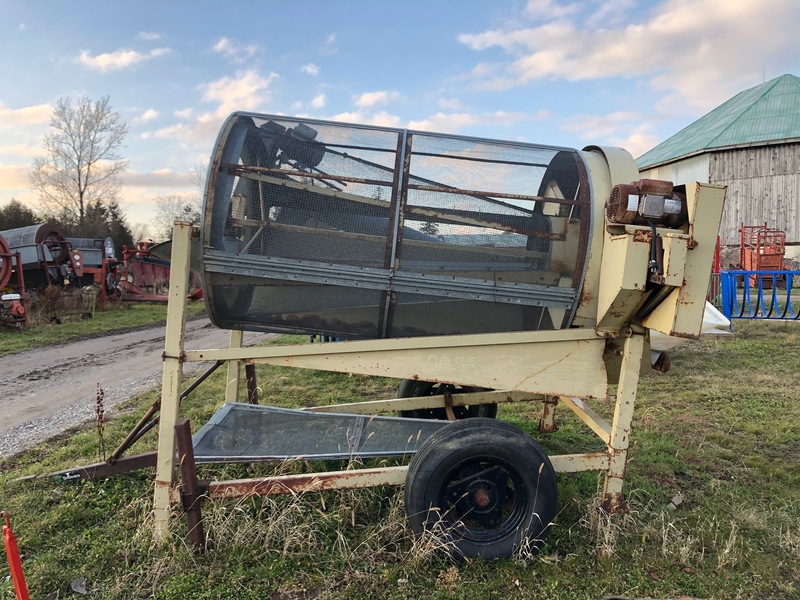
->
739 224 785 286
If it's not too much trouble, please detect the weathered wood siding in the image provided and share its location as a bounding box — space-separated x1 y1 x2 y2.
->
710 144 800 245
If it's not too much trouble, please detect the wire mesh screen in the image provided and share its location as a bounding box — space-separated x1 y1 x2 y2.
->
192 403 450 463
202 113 591 337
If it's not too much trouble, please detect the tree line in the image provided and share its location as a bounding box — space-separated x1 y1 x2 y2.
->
0 96 201 255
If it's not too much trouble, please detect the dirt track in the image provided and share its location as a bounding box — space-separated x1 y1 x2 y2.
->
0 318 272 458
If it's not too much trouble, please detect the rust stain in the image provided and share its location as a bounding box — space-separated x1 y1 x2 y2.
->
538 397 559 433
601 493 629 515
207 469 398 500
577 288 594 309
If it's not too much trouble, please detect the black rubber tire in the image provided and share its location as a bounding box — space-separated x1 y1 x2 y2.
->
404 418 557 559
396 379 498 420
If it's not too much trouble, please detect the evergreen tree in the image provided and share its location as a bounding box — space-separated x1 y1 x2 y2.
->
0 199 39 230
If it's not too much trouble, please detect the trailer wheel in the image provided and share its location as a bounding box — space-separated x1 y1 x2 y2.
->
396 379 497 420
405 418 557 559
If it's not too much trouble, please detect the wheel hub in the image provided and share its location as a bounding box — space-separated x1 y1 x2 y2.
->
445 465 512 529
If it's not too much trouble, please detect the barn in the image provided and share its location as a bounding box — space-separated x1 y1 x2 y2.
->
637 74 800 257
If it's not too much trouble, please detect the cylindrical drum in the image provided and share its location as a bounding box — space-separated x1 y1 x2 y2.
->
0 224 70 265
202 113 593 339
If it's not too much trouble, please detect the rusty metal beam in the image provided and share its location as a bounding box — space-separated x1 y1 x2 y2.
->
175 419 206 552
107 400 161 464
407 184 584 206
227 163 392 189
23 451 157 483
245 363 259 404
201 466 408 501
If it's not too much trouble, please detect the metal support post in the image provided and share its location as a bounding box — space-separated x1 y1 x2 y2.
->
225 330 244 403
538 395 559 432
153 222 193 541
175 419 206 552
601 331 645 513
245 363 259 404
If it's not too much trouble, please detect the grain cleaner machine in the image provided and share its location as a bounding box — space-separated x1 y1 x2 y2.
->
153 113 725 558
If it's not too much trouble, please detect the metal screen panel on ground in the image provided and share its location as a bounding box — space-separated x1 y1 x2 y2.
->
202 113 591 337
192 403 450 463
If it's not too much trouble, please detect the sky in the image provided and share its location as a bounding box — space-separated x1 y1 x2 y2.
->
1 0 799 236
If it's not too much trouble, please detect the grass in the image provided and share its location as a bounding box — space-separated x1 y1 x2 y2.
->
0 298 207 357
1 324 800 598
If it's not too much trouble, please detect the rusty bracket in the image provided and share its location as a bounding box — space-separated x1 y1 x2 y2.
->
443 389 457 421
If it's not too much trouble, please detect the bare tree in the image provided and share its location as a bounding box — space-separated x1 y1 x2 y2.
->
188 162 209 197
30 96 128 230
152 193 201 240
130 222 153 243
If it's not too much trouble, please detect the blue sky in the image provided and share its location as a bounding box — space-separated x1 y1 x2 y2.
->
1 0 799 235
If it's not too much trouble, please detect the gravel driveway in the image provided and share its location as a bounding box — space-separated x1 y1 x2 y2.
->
0 318 272 458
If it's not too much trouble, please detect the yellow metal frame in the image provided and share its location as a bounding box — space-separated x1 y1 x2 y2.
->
152 222 643 538
152 178 726 541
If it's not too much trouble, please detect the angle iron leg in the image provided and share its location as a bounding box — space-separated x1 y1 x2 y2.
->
601 331 645 513
175 419 207 552
225 330 244 403
153 222 193 541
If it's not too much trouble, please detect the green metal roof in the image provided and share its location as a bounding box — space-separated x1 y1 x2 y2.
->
637 74 800 169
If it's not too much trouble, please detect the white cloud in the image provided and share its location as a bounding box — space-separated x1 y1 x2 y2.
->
212 37 259 63
619 127 662 159
0 162 31 189
588 0 637 24
438 97 464 111
562 111 644 139
563 112 659 156
173 107 194 120
355 90 401 109
0 143 43 159
330 110 403 128
525 0 579 19
147 70 278 144
0 102 51 127
311 93 327 109
77 47 170 72
321 32 338 55
459 0 800 113
121 168 194 188
408 111 529 133
301 63 320 76
138 31 161 41
200 69 277 116
135 108 160 124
